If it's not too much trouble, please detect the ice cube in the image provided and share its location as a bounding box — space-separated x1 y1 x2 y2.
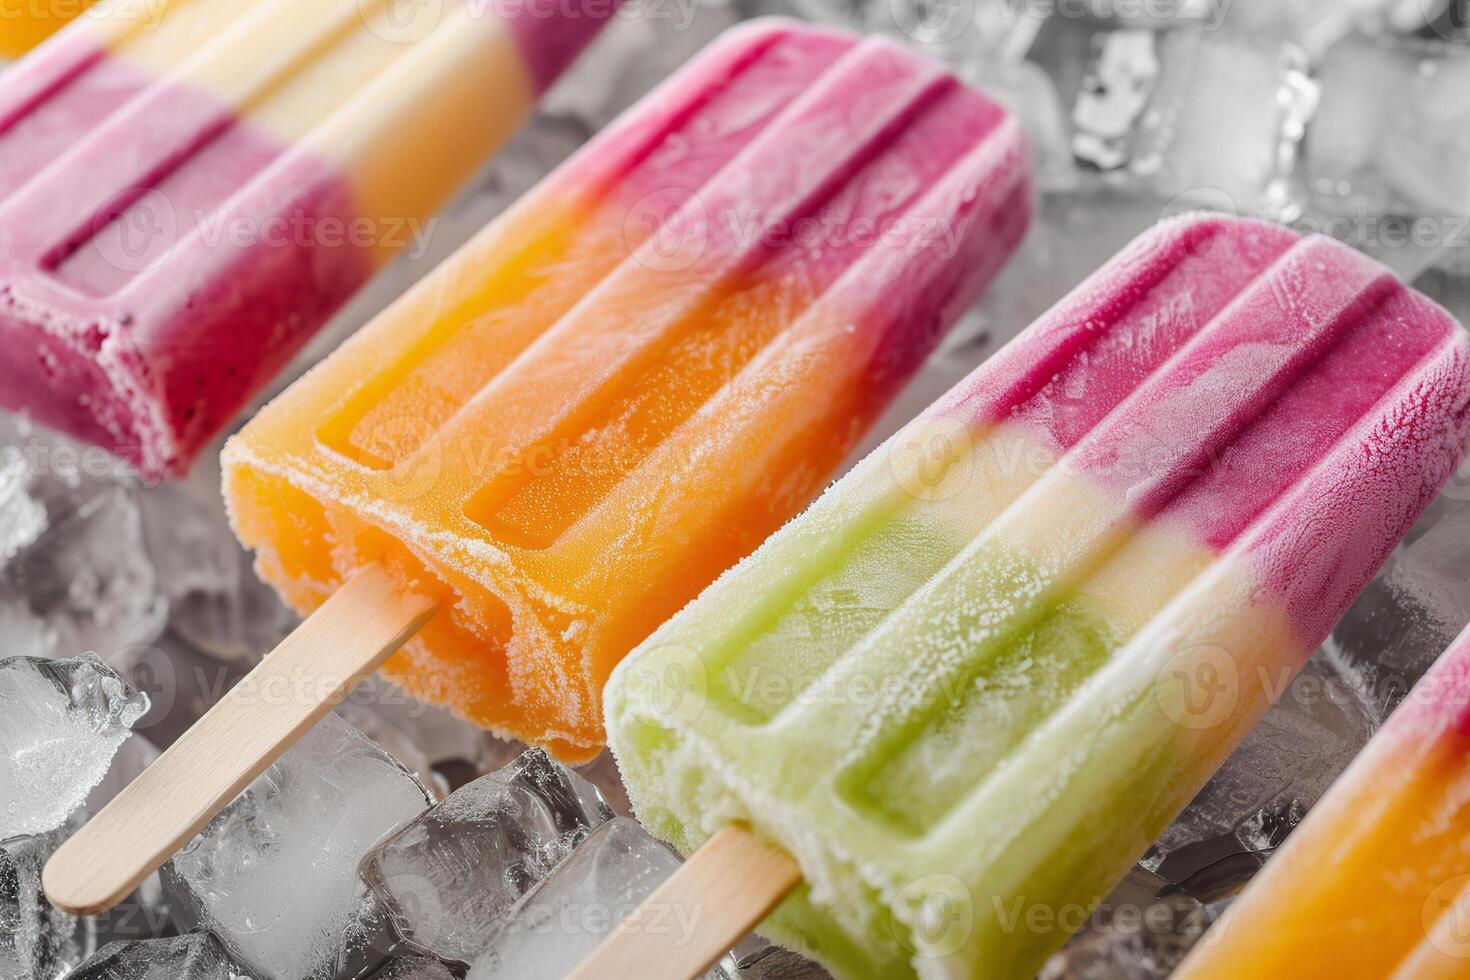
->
1141 646 1382 887
162 713 432 980
1306 33 1470 219
136 478 296 664
0 447 46 564
0 827 82 980
466 817 694 980
105 635 251 752
1038 867 1216 980
67 933 255 980
82 733 175 953
1073 0 1443 53
368 956 458 980
1033 20 1315 213
573 749 635 818
336 691 499 800
0 481 165 661
0 653 148 839
361 749 614 965
727 935 834 978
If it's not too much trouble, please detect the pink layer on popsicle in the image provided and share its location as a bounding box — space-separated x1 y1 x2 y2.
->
0 0 613 480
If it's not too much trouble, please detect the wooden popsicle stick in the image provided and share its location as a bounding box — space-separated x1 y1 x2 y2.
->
567 825 803 980
43 564 437 916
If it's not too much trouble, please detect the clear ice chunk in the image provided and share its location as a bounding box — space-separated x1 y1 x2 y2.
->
1038 866 1217 980
573 749 635 818
336 692 497 801
1068 0 1442 50
0 414 166 662
362 749 614 965
728 935 834 979
368 956 458 980
162 713 432 980
1306 33 1470 219
1033 20 1315 212
0 653 148 839
467 817 717 980
1141 645 1382 887
0 826 81 980
67 933 255 980
82 733 175 953
136 474 296 664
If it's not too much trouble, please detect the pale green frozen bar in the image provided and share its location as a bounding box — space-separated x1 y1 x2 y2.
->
603 216 1470 978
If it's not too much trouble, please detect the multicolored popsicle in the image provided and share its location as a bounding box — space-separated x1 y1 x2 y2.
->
221 20 1033 760
1176 620 1470 980
601 214 1470 979
0 0 612 479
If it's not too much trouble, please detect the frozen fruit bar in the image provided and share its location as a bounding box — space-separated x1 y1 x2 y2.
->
221 21 1033 761
1176 621 1470 980
0 0 612 479
604 215 1470 979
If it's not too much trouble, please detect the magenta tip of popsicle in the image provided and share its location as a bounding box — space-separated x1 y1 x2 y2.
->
497 0 624 94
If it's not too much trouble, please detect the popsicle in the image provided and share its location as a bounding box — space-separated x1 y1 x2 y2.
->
0 0 614 480
1175 621 1470 980
0 0 92 56
43 21 1033 916
595 214 1470 980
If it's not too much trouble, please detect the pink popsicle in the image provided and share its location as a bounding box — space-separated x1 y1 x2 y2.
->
0 0 613 479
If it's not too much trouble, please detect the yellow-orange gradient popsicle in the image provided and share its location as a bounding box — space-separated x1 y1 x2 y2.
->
1177 620 1470 980
222 21 1033 760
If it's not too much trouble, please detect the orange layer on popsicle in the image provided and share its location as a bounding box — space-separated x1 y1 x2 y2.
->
1178 622 1470 979
223 22 1033 759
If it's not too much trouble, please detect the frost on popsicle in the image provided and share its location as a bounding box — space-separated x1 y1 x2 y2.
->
221 21 1032 760
161 713 432 980
361 749 614 966
605 215 1470 978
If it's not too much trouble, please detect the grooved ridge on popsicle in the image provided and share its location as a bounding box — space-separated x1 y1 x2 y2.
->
603 214 1470 980
223 21 1033 760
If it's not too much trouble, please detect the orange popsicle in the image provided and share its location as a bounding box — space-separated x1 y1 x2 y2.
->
221 20 1033 759
1177 621 1470 979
